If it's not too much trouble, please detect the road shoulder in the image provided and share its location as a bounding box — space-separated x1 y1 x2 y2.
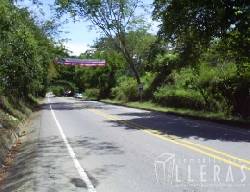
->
0 111 41 192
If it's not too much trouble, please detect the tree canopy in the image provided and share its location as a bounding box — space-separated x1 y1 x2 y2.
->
1 0 249 118
0 0 65 99
55 0 151 83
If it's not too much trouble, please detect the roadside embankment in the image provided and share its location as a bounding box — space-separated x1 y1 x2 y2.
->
0 127 20 166
0 95 38 167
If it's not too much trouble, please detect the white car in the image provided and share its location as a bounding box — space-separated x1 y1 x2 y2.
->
74 93 83 99
46 92 55 97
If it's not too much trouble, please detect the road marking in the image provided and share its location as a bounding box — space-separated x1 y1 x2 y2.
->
48 98 96 192
89 108 250 171
180 139 250 165
102 101 250 136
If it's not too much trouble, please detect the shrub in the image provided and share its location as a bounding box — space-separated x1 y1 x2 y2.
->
15 100 32 116
0 109 19 129
163 65 233 113
0 96 26 120
171 68 196 90
141 72 156 92
26 94 39 107
85 88 100 100
154 86 205 110
193 63 237 113
50 86 65 96
52 80 77 94
111 76 138 102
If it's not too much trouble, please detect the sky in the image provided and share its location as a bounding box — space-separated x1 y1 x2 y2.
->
16 0 157 56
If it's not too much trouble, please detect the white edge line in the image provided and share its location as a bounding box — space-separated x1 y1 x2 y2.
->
48 97 96 192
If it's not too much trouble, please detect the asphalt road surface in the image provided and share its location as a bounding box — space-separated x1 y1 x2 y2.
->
1 97 250 192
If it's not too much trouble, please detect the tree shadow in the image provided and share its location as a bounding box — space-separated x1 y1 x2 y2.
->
106 111 250 143
40 101 104 111
0 134 124 191
42 98 250 143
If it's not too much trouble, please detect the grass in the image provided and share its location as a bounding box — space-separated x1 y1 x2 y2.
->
0 109 19 130
0 95 40 130
101 99 250 127
0 97 26 121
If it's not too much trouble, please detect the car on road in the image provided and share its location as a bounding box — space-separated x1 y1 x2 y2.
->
74 93 83 99
46 92 55 97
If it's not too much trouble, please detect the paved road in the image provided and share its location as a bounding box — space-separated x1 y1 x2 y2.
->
1 97 250 192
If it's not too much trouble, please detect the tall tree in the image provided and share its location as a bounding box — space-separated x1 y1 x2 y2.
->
0 0 63 98
152 0 250 116
153 0 249 62
55 0 147 84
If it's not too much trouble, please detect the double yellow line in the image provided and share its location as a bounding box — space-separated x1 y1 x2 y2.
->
89 108 250 171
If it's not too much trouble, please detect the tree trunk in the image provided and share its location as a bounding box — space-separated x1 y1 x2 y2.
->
112 30 141 84
114 39 141 84
125 55 141 84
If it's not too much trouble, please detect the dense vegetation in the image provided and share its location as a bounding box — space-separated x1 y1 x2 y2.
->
0 0 249 122
0 0 63 127
53 0 249 119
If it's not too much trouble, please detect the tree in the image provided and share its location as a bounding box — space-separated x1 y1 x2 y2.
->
0 0 63 98
152 0 250 116
55 0 148 84
153 0 249 63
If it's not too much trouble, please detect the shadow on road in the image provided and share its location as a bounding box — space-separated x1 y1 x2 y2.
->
40 101 105 111
0 134 124 192
42 98 250 143
106 112 250 143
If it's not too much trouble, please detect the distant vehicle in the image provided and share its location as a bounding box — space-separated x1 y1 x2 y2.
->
64 90 73 97
46 92 55 97
74 93 83 99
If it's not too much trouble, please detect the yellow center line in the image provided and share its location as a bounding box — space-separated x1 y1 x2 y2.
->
133 121 250 165
89 108 250 171
180 139 250 165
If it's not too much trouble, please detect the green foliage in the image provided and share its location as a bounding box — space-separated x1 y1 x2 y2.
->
0 109 19 129
164 65 229 113
0 94 38 129
143 52 181 98
141 72 156 92
0 96 26 120
190 38 250 116
125 30 156 69
16 100 32 116
56 0 153 84
154 86 205 110
26 94 39 108
0 0 67 132
111 76 138 102
153 0 248 46
52 80 77 93
85 88 100 100
150 0 250 117
153 53 180 70
4 0 246 119
0 0 59 99
50 86 65 96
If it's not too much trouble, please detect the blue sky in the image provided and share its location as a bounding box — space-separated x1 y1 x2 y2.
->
17 0 157 56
